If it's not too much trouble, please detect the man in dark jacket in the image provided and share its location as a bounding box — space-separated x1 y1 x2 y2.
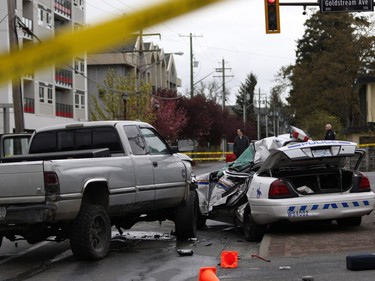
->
233 129 250 158
324 124 336 140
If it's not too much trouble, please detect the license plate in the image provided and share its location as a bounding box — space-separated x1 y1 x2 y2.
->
312 149 331 157
0 207 6 219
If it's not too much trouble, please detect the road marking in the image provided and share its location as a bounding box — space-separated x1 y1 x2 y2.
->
0 0 224 84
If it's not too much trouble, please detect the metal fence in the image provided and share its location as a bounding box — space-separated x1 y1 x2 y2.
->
359 146 375 172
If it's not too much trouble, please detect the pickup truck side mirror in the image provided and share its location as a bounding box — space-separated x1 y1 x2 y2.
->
169 139 194 153
177 139 194 152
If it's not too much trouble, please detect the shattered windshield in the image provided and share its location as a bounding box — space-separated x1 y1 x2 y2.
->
217 144 256 177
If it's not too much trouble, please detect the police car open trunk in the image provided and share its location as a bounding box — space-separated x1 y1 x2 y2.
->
256 141 370 196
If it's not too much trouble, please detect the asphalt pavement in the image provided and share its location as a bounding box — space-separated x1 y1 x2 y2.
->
193 162 375 280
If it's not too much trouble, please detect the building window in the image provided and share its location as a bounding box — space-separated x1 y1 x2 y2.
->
38 8 44 25
47 88 53 104
39 83 53 104
46 11 52 29
75 90 85 109
39 86 44 103
74 58 85 75
38 5 52 28
73 0 85 10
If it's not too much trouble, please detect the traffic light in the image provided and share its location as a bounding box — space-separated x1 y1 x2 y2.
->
264 0 280 34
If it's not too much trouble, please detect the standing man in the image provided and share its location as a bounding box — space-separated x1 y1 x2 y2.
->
233 128 250 158
324 124 336 140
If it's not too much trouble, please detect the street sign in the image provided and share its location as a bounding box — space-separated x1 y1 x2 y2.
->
320 0 373 12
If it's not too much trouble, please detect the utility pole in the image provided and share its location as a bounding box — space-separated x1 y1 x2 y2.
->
7 0 24 133
257 88 261 140
214 58 233 110
137 29 143 120
180 33 202 98
265 96 269 137
214 58 233 154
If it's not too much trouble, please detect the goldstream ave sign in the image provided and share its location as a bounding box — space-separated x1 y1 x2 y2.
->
320 0 373 12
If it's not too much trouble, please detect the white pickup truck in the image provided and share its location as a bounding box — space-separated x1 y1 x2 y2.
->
0 121 197 260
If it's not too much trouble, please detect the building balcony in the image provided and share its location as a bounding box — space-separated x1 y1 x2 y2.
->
56 103 73 118
54 0 72 20
21 17 33 40
55 68 73 88
24 97 35 113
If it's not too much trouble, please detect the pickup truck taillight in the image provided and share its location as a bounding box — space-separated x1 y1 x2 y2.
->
268 179 296 199
44 172 60 194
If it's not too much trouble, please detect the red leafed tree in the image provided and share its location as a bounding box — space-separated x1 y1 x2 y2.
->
152 90 188 143
178 94 222 147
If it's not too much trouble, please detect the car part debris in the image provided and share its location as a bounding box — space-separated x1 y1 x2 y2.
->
251 253 270 262
177 249 194 256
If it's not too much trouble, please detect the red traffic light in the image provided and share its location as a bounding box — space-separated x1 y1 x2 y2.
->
264 0 280 34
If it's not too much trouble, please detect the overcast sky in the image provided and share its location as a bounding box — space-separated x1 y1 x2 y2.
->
86 0 319 104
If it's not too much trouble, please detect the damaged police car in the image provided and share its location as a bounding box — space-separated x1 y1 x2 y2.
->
196 128 375 242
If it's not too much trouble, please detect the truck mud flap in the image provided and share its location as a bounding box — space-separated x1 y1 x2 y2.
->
346 254 375 270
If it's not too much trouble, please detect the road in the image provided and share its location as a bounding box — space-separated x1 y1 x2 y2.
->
0 161 375 280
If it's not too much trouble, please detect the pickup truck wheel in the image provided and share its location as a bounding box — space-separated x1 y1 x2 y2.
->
175 191 198 240
337 216 362 227
243 206 266 242
70 205 111 260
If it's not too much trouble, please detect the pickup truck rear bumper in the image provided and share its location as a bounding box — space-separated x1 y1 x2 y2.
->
0 204 56 225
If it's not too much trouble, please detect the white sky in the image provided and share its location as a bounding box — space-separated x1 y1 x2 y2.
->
85 0 319 104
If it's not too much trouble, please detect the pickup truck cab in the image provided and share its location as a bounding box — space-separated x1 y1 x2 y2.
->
0 121 197 260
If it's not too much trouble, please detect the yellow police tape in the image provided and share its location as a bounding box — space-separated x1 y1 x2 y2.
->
0 0 224 85
184 151 233 161
184 152 233 155
358 143 375 148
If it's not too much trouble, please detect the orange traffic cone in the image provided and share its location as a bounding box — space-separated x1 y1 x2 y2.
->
198 267 220 281
221 250 238 268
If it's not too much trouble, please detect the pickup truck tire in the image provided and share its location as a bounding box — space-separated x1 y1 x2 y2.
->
243 206 266 242
175 191 198 240
70 204 111 260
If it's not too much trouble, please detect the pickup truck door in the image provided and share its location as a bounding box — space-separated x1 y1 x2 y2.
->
140 127 187 208
123 125 155 211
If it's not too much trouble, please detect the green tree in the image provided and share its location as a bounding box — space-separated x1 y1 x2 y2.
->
233 73 257 121
267 85 287 136
280 12 375 138
90 69 156 123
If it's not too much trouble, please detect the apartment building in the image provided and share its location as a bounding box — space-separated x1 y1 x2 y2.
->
87 36 182 119
0 0 87 133
0 1 182 132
